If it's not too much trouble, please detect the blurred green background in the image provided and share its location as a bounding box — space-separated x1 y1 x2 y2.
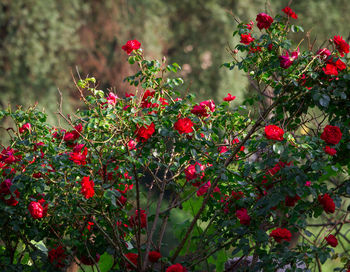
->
1 0 350 271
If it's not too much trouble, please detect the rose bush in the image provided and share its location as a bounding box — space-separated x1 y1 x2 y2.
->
1 5 350 272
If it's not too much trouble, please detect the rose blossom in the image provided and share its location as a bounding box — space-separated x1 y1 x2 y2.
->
333 35 349 56
240 33 255 45
324 146 337 156
318 193 335 213
279 49 299 69
174 118 194 134
320 125 342 145
270 228 292 243
166 263 187 272
81 176 95 199
256 13 273 30
285 194 301 207
19 123 32 133
135 122 155 142
282 6 297 19
184 162 205 182
265 125 284 141
129 209 147 229
48 245 66 268
122 40 141 55
223 93 236 102
125 252 138 269
196 181 211 197
236 208 251 225
191 100 215 117
148 251 161 263
325 234 338 247
28 201 45 219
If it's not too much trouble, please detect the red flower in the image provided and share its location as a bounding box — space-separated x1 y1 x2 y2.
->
223 93 236 102
185 162 205 183
317 48 331 58
236 208 251 225
0 179 19 206
285 194 301 207
28 201 45 219
321 125 342 145
333 35 349 56
166 263 187 272
270 228 292 243
122 40 141 55
148 251 161 263
69 145 88 165
129 209 147 229
318 193 335 213
80 253 100 265
191 100 215 117
323 63 338 76
141 90 156 108
240 33 255 45
125 252 138 269
135 122 155 142
245 20 254 30
325 234 338 247
282 6 297 19
48 245 66 268
19 123 32 133
279 49 299 69
81 176 95 199
0 147 22 164
256 13 273 30
197 181 211 196
174 118 194 134
128 139 137 150
265 125 284 141
324 146 337 156
64 123 83 142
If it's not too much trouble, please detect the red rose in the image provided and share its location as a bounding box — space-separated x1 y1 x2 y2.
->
282 6 297 19
0 179 19 206
317 48 331 58
196 181 211 196
125 252 138 269
223 93 236 102
166 263 187 272
80 253 100 265
184 162 205 182
270 228 292 243
256 13 273 30
325 234 338 247
174 118 194 134
333 35 349 56
69 145 88 165
324 146 337 156
323 63 338 76
236 208 251 225
81 176 95 199
19 123 32 133
129 209 147 229
122 40 141 55
240 33 255 45
265 125 284 141
320 125 342 145
148 251 161 263
285 194 301 207
28 201 44 219
318 193 335 213
48 245 66 268
191 100 215 117
141 90 156 108
136 122 155 142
